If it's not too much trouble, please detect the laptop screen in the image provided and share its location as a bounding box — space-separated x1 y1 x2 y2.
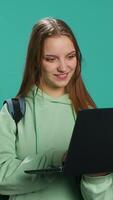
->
64 108 113 175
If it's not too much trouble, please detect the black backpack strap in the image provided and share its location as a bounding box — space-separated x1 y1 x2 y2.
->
4 97 25 134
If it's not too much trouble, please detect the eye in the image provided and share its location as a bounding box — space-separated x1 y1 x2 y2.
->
44 57 57 62
67 54 76 60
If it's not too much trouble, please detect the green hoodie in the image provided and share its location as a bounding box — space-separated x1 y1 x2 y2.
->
1 85 111 200
0 85 82 200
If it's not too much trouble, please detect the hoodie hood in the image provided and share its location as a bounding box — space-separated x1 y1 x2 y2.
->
27 85 72 105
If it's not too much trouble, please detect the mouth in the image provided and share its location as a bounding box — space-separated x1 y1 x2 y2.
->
54 72 69 79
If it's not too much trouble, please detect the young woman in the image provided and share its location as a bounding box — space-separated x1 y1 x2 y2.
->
0 17 112 200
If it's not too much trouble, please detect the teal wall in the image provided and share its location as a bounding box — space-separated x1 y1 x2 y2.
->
0 0 113 108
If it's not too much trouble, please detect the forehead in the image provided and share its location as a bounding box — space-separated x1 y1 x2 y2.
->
42 36 75 54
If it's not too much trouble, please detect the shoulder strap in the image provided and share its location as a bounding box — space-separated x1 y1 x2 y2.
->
4 97 25 124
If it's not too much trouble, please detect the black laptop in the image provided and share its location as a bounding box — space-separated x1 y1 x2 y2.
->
25 108 113 176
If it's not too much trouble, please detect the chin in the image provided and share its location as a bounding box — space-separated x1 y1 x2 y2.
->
55 83 69 88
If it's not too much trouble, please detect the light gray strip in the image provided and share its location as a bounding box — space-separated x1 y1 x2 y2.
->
18 97 25 116
6 99 14 117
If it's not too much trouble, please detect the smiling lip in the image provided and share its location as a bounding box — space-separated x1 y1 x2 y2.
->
54 72 69 80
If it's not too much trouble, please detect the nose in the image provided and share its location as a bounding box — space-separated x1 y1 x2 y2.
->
57 59 67 72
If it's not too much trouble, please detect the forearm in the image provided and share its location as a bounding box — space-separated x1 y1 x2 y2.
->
0 149 64 195
81 173 113 200
0 154 51 195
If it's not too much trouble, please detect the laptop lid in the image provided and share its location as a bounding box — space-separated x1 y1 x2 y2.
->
63 108 113 176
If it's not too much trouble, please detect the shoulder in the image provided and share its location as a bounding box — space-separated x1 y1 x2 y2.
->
0 103 16 131
0 103 10 116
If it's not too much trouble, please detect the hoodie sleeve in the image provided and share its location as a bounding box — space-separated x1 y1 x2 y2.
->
81 174 113 200
0 104 63 195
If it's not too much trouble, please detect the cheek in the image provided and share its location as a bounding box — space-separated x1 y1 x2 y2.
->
69 61 77 76
70 61 77 71
41 62 56 73
69 58 77 69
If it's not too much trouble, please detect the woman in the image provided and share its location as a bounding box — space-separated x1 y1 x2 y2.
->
0 17 112 200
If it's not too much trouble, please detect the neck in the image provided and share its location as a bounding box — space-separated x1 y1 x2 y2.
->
39 85 66 98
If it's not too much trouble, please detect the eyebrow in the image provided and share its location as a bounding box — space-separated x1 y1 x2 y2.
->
43 50 76 57
66 50 76 56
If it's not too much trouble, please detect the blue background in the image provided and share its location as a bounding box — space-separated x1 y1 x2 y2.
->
0 0 113 108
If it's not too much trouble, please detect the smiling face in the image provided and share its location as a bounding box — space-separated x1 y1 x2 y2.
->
39 35 77 97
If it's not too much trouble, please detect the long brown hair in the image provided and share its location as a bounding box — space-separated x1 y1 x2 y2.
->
16 17 96 112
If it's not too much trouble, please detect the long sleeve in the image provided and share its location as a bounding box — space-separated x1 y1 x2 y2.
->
0 105 63 195
81 174 113 200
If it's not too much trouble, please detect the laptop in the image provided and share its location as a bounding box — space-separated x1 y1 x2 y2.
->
25 108 113 176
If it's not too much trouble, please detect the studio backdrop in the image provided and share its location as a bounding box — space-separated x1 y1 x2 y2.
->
0 0 113 108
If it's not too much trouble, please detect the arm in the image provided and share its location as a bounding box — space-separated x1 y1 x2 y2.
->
81 174 113 200
0 104 63 195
